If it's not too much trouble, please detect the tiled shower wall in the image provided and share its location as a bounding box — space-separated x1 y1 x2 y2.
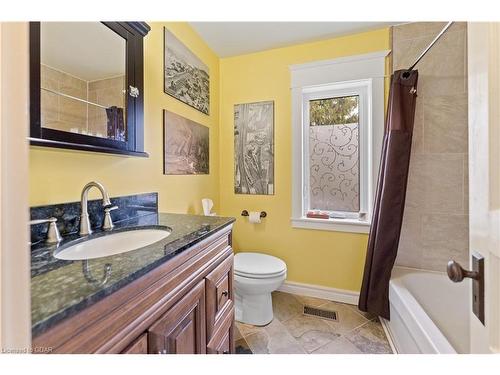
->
41 64 125 137
41 64 88 132
393 22 469 272
88 76 126 135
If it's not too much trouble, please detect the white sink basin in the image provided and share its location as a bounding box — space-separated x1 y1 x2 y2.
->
54 228 171 260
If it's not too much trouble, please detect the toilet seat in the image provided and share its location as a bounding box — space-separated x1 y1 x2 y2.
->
235 268 287 279
234 252 287 279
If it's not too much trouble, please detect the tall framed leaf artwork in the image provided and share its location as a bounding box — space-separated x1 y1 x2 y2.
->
164 28 210 115
163 110 209 175
234 101 274 195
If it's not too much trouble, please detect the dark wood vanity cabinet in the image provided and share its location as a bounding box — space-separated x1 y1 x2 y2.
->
206 306 235 354
33 225 235 354
148 280 207 354
144 256 235 355
122 333 149 354
205 254 234 340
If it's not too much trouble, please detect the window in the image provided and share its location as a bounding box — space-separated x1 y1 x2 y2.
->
290 51 388 233
309 95 360 214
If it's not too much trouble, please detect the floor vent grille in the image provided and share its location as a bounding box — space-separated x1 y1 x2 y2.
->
303 306 338 321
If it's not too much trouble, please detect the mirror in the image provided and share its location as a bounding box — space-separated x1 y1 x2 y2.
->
30 22 150 157
40 22 127 141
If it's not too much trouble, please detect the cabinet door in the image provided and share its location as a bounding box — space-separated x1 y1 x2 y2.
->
121 333 148 354
205 254 233 340
206 307 234 354
148 280 206 354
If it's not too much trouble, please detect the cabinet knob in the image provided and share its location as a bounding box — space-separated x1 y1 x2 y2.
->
222 350 230 354
221 291 228 297
129 86 140 98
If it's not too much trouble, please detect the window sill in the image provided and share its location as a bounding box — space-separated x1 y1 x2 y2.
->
291 217 371 234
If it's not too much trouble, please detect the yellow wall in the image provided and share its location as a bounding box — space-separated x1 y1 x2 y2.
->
219 28 391 292
30 22 220 215
29 24 391 293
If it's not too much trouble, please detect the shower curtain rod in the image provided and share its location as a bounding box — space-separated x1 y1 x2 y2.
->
406 21 454 72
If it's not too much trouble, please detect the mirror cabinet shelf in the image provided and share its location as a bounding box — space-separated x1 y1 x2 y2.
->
29 21 150 157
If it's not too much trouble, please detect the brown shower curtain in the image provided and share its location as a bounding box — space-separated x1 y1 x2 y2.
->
358 69 419 319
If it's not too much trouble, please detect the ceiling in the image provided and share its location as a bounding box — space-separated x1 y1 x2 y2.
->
41 22 126 81
189 22 399 57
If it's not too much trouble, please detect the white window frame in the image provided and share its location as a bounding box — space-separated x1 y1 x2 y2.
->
303 81 370 220
290 50 389 234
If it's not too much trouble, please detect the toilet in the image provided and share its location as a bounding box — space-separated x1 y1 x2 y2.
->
234 252 287 326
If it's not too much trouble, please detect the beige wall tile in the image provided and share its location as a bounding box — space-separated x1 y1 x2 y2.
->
393 27 467 98
405 154 426 209
424 153 465 214
424 94 468 153
396 208 423 268
41 64 65 83
40 65 125 137
418 30 467 98
59 73 87 97
88 75 125 91
393 35 435 71
43 120 74 133
392 22 466 43
41 73 59 92
420 214 469 271
88 75 125 108
41 65 88 132
58 97 87 128
463 155 469 214
40 91 58 124
58 84 87 100
411 93 424 154
393 22 468 271
87 75 126 138
95 87 124 108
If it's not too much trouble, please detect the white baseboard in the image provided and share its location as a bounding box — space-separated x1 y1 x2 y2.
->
278 280 360 305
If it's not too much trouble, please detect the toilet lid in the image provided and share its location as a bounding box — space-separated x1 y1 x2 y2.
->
234 252 287 278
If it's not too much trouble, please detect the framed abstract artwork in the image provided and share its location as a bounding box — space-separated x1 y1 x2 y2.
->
163 110 209 175
234 101 274 195
164 28 209 115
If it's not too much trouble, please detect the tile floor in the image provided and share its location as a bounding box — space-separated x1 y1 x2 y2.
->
234 291 393 354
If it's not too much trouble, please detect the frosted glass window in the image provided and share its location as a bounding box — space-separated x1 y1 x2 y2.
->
308 96 360 213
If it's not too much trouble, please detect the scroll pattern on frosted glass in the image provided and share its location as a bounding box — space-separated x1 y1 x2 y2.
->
309 123 360 212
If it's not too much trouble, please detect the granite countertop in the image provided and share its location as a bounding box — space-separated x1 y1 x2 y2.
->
31 212 235 337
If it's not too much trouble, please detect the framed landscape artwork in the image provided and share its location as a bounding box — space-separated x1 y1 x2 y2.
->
234 101 274 195
163 110 209 175
164 28 210 115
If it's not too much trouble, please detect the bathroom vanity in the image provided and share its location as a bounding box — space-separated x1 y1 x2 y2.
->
30 193 235 354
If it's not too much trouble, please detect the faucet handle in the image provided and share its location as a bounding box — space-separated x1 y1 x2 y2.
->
30 217 56 225
29 217 62 244
104 205 118 212
103 205 118 231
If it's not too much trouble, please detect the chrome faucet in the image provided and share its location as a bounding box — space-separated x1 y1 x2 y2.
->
79 181 113 236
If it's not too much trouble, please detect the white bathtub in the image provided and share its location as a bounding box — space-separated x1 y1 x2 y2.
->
383 267 470 354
